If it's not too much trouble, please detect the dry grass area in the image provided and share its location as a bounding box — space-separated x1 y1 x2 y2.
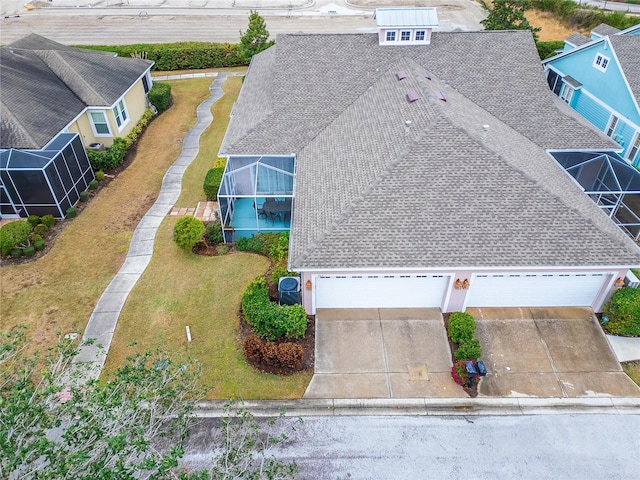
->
103 220 312 399
176 74 245 207
0 78 213 354
152 66 247 77
526 9 586 42
623 361 640 387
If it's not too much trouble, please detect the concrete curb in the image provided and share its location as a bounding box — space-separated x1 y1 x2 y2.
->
71 75 228 383
193 396 640 417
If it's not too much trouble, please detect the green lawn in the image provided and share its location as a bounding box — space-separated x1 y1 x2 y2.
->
103 74 312 399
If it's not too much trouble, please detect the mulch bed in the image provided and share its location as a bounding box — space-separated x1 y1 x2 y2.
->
443 312 479 398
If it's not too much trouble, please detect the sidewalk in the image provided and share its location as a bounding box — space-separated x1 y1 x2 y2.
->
71 74 228 382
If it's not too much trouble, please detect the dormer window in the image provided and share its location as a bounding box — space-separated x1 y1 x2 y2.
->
386 31 396 42
375 7 439 45
400 31 411 41
593 53 609 72
415 30 426 41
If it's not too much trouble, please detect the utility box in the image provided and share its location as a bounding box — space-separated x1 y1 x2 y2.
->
278 277 301 306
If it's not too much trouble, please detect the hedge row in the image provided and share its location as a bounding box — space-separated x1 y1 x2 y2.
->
241 276 307 340
78 42 247 71
448 312 482 362
148 82 172 113
87 109 154 172
603 287 640 336
243 334 304 369
532 0 640 31
203 167 224 200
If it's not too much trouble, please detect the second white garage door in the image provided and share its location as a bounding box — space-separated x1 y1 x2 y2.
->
464 273 610 308
314 275 450 309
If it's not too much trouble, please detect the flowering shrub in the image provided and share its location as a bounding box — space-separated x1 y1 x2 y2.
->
451 360 470 387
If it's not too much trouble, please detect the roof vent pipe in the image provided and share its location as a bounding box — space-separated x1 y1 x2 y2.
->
481 124 490 143
405 120 412 136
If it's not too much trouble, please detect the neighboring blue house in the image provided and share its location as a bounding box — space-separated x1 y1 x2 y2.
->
543 24 640 166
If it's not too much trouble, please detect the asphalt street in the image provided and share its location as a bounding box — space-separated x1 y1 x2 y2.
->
0 0 486 45
180 414 640 479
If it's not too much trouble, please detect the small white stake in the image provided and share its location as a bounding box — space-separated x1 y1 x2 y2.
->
186 326 192 343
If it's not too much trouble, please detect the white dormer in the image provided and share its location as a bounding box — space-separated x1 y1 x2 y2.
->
374 7 439 46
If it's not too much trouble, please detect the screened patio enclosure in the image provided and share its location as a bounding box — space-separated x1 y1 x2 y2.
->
1 133 94 219
551 151 640 240
218 155 295 242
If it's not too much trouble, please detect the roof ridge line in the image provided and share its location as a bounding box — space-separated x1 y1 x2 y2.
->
40 50 109 105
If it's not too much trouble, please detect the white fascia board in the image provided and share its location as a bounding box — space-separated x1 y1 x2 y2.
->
607 41 640 115
290 265 640 273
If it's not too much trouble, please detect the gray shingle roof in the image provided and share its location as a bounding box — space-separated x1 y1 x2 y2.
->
222 32 640 270
565 32 590 47
591 23 621 36
609 34 640 106
1 34 153 149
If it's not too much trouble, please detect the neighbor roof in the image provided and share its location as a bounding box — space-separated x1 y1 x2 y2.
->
591 23 621 37
608 34 640 106
565 32 590 47
1 34 153 149
222 32 640 270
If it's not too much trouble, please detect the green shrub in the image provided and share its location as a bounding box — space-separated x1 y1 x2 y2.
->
33 237 46 251
148 82 172 112
206 220 224 244
448 312 476 344
10 248 23 258
236 232 288 259
88 180 99 190
216 244 230 255
27 215 41 228
66 207 77 219
241 276 307 340
95 170 105 181
33 224 49 236
203 167 224 200
79 42 247 71
173 217 205 251
40 215 55 228
87 137 128 172
80 191 90 202
0 220 32 256
536 40 564 60
23 245 36 257
603 287 640 336
454 338 483 361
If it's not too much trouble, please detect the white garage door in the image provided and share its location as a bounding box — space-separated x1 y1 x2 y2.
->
315 275 449 309
465 273 610 308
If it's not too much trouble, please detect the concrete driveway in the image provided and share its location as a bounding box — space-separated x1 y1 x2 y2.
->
304 308 467 398
468 307 640 398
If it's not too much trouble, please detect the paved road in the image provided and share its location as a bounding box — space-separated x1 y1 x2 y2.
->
181 414 640 479
0 0 486 45
575 0 640 13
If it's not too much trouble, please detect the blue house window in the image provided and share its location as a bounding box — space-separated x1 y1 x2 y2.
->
386 31 396 41
560 84 574 104
593 53 609 72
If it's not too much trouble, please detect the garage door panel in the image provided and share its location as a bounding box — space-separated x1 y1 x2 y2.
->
315 275 449 309
465 273 608 308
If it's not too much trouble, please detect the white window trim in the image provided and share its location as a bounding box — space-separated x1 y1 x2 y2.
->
112 98 130 131
593 53 610 72
606 115 619 138
385 30 397 42
415 30 426 41
627 132 640 163
560 83 574 104
400 30 412 41
88 110 112 137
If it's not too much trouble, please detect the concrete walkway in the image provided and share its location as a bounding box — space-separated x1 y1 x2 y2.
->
607 334 640 362
72 74 228 382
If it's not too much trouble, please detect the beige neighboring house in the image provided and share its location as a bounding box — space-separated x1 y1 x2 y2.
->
0 34 154 218
1 33 154 150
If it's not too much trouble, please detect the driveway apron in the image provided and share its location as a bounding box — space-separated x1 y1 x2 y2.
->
72 75 228 382
304 308 467 399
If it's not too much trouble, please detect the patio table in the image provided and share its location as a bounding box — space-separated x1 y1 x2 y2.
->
263 198 292 221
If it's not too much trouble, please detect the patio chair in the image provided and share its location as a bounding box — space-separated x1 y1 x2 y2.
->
255 202 267 219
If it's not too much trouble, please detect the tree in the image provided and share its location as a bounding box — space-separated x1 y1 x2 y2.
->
239 11 275 62
481 0 541 41
0 326 299 479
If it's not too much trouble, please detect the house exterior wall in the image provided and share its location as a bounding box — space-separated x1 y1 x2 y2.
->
299 266 625 315
545 40 640 165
